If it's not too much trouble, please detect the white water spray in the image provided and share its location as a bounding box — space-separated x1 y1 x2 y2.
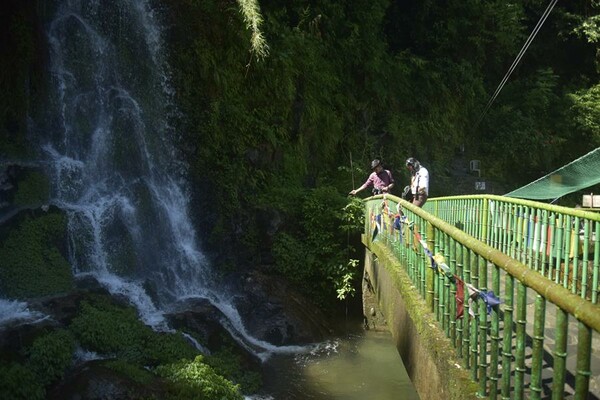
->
0 298 48 327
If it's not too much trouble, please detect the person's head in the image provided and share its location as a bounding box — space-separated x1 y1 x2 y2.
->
405 157 420 173
371 158 383 172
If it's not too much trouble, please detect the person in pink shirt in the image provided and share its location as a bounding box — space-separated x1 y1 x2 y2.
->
349 159 395 196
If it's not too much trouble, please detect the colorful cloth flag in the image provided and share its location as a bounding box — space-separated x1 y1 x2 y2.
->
371 213 382 241
455 278 502 318
455 276 465 319
465 283 480 318
479 290 502 314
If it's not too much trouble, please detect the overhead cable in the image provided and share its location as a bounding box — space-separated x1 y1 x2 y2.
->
475 0 559 128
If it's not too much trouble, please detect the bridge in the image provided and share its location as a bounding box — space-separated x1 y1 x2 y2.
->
360 194 600 400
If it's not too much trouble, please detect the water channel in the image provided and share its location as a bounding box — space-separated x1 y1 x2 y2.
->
257 323 420 400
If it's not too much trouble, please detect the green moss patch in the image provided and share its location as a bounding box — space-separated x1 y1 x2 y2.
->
13 170 50 206
0 211 73 298
69 294 198 366
156 356 243 400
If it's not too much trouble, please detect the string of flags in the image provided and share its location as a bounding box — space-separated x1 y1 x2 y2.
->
370 198 413 243
369 198 502 320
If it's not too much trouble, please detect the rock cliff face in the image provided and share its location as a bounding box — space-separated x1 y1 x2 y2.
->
234 271 336 345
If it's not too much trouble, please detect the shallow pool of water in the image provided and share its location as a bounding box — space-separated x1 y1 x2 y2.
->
256 328 420 400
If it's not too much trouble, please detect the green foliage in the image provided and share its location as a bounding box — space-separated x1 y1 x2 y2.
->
272 232 313 281
569 84 600 146
0 212 73 298
0 362 45 400
0 329 75 399
335 259 358 300
26 329 76 386
573 15 600 43
272 186 360 306
479 67 569 183
13 171 50 206
103 359 156 385
341 197 365 233
205 345 262 394
155 356 243 400
69 295 198 366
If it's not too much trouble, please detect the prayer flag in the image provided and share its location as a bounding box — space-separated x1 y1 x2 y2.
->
455 277 465 319
479 290 502 314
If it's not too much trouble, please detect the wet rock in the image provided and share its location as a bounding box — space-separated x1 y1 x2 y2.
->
46 359 165 400
165 297 233 351
234 271 335 346
165 297 263 377
0 318 60 361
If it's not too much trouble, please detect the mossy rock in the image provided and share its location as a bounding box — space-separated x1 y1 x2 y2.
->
46 359 166 400
0 207 73 299
69 293 199 367
12 169 50 206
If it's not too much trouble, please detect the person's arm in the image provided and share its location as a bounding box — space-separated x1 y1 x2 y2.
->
418 169 429 195
349 175 372 195
415 170 429 196
349 183 367 195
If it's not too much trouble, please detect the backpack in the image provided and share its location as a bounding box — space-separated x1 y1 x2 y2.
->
402 185 413 202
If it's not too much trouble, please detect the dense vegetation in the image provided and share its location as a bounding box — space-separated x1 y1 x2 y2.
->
163 0 600 304
1 0 599 306
0 292 251 399
0 1 599 397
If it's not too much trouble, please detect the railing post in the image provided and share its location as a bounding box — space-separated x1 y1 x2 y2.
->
481 198 489 244
426 220 435 310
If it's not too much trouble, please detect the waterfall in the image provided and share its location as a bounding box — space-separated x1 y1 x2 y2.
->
40 0 206 327
34 0 316 359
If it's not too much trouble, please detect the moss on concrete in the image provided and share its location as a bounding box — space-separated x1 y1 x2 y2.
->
365 238 481 400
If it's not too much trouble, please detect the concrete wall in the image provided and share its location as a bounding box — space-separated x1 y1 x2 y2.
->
362 239 480 400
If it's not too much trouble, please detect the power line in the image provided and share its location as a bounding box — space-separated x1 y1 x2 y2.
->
475 0 559 129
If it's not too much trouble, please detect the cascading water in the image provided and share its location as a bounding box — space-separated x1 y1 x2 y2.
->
36 0 310 358
41 0 207 327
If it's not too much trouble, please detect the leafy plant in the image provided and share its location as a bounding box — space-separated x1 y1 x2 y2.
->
13 171 50 206
27 329 76 386
155 355 243 400
0 362 45 400
205 345 262 394
69 295 198 366
334 259 359 300
0 212 73 298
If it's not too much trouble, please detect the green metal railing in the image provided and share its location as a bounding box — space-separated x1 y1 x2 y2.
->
425 195 600 301
364 194 600 400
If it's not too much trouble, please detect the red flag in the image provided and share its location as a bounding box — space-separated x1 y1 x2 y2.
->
455 276 465 319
